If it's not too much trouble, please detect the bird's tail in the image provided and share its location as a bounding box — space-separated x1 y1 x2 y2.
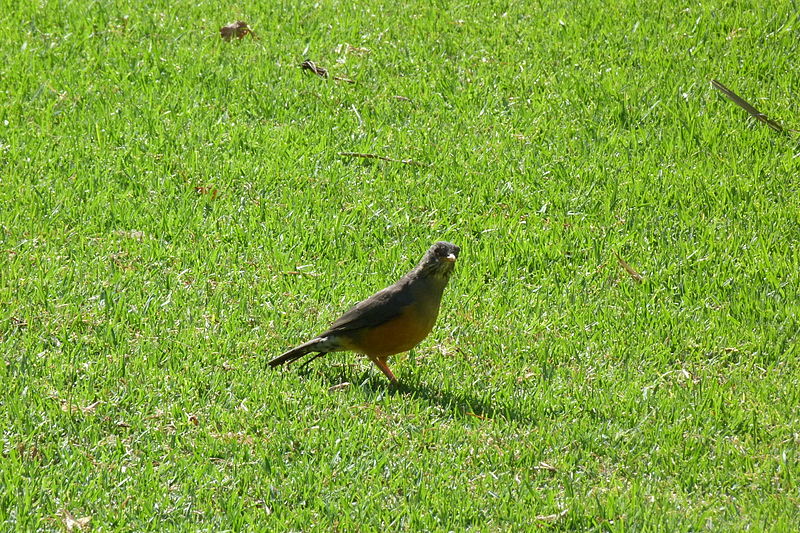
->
268 338 327 368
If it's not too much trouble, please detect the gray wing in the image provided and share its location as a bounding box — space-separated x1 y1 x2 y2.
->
321 279 414 336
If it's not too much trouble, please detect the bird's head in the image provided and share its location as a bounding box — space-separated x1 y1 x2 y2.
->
417 241 460 280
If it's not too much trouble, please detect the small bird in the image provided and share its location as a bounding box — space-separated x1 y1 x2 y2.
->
269 241 460 382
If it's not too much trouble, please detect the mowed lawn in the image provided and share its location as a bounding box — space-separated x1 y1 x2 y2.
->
1 0 799 530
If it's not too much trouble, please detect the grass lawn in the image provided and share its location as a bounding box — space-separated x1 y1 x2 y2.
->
1 0 799 530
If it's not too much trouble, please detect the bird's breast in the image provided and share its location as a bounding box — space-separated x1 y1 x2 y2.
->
348 300 440 358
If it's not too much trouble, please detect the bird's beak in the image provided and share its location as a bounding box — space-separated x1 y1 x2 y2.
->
443 253 457 263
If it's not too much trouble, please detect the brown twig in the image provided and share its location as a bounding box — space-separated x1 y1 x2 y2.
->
533 461 558 472
711 79 784 133
337 152 428 167
615 252 644 283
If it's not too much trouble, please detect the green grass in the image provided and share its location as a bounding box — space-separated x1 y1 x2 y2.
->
2 0 799 530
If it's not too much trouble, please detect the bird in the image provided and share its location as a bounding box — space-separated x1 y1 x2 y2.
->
269 241 460 382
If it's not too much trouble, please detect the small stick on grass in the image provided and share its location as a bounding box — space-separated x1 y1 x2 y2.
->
338 152 428 167
615 252 644 283
711 79 784 133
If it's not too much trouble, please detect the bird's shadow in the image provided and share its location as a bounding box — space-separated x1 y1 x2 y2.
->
393 380 536 425
317 368 537 425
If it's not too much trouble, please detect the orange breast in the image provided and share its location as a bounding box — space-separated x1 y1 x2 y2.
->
348 305 437 358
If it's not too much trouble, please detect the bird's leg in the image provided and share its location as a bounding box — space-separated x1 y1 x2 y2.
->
367 354 397 383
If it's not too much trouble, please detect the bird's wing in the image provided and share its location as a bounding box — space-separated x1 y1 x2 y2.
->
321 279 414 336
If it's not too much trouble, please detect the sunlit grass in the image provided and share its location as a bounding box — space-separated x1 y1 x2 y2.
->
1 0 799 530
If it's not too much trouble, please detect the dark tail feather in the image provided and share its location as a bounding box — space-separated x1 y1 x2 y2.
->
269 338 326 368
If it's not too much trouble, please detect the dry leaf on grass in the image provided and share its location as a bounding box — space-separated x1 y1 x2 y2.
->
535 509 568 522
533 461 558 472
220 21 256 41
61 509 91 532
81 401 102 413
300 59 328 78
114 229 145 241
328 382 351 392
61 400 103 414
194 186 218 199
16 442 44 463
335 43 371 55
300 60 355 83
